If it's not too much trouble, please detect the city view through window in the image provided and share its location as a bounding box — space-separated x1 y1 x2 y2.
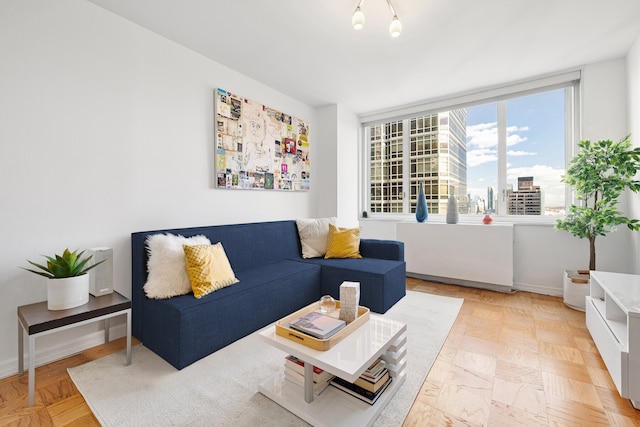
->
466 89 566 216
368 88 567 217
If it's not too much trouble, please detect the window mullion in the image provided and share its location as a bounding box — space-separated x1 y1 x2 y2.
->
362 125 370 215
402 118 410 214
565 85 578 207
497 100 507 215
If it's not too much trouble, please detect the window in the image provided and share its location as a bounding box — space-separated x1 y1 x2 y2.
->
362 72 579 218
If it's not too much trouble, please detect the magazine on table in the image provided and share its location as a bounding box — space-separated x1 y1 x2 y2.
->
289 311 346 339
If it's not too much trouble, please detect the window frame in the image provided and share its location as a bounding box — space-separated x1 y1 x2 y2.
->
359 70 581 224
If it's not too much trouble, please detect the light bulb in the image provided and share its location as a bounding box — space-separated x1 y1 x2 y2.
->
352 7 365 30
389 16 402 37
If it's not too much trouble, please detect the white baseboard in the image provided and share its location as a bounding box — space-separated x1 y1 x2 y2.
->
408 273 563 297
0 323 128 380
513 281 563 297
407 273 514 293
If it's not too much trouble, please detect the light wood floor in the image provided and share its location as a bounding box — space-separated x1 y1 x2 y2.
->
2 278 639 426
404 278 640 426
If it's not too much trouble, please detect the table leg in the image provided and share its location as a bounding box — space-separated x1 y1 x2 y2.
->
28 335 35 407
125 309 131 365
304 361 314 403
104 318 110 344
18 322 23 375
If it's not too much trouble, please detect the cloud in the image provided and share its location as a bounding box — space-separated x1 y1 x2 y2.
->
507 150 536 157
507 133 527 146
467 122 497 149
467 148 497 167
467 122 534 168
467 122 529 149
507 125 529 133
507 164 563 184
468 122 495 132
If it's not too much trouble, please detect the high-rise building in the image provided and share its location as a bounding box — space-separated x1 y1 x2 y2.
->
369 110 468 214
487 186 495 213
507 176 542 215
369 121 403 213
409 110 468 214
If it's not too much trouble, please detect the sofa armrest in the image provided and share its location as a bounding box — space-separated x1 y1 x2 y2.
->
359 239 404 261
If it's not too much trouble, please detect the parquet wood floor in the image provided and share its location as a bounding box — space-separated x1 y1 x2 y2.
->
404 277 640 426
1 278 639 426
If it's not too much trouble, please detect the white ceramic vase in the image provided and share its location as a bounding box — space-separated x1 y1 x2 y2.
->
47 275 90 310
446 195 459 224
563 270 590 311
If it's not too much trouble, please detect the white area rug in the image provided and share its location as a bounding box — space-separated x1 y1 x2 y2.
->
68 291 462 426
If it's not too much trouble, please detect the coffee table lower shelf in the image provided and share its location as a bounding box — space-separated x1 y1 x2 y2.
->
259 370 406 427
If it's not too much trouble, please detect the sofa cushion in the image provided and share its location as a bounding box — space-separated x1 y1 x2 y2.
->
144 233 211 299
141 260 322 369
183 243 239 298
324 224 362 259
302 257 406 313
296 217 334 258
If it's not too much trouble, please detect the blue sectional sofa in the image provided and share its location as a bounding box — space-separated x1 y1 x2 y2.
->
131 220 406 369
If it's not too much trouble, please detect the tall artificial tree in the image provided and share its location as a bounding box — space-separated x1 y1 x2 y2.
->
555 135 640 271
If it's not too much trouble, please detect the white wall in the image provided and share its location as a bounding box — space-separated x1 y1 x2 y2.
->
628 35 640 274
515 58 634 294
360 57 634 295
315 104 359 227
315 105 338 219
0 1 317 378
336 105 360 227
582 59 630 143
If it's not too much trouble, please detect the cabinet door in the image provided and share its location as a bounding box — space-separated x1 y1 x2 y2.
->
586 299 629 396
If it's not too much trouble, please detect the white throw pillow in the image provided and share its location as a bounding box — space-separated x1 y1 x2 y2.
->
144 233 211 299
296 218 335 259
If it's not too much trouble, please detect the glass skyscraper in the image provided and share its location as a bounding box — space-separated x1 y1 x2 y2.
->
369 109 468 215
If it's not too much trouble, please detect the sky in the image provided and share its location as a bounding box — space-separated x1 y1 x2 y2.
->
465 89 566 211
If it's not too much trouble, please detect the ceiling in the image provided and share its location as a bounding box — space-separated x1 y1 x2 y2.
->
87 0 640 116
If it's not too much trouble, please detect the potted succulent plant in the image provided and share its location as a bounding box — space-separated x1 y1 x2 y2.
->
22 248 104 310
555 135 640 309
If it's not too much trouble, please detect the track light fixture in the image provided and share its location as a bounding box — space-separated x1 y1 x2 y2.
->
351 0 402 37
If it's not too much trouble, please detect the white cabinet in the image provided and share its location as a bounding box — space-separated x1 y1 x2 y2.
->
396 222 514 290
586 271 640 408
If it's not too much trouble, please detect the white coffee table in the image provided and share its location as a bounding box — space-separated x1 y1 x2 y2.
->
258 313 407 427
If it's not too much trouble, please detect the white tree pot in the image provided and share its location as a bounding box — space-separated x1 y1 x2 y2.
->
563 270 590 311
47 275 90 310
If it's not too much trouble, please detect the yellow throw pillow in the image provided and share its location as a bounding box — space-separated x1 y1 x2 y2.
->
183 243 239 299
324 224 362 259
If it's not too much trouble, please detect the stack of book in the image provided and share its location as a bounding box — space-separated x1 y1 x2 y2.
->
284 355 334 396
289 311 346 339
330 358 392 405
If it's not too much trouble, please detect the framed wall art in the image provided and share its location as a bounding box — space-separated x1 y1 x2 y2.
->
214 88 310 191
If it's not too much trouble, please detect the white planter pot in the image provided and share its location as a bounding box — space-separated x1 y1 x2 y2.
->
47 275 90 310
563 270 590 311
